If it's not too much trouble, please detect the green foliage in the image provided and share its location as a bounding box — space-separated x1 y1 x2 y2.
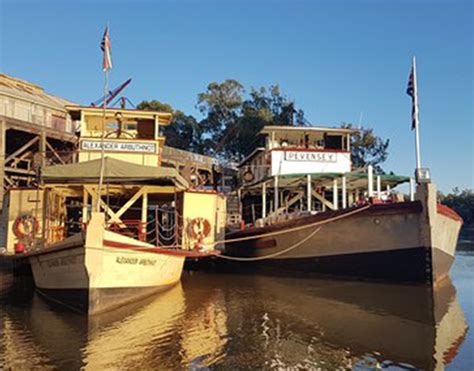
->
341 123 390 173
440 188 474 224
197 82 305 160
138 82 390 168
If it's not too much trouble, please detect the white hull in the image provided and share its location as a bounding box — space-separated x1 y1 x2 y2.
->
29 213 185 314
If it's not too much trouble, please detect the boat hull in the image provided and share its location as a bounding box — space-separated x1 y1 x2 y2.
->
28 213 186 314
223 184 462 285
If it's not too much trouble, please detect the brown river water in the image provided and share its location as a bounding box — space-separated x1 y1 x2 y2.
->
1 238 473 370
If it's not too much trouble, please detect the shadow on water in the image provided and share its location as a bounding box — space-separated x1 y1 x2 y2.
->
0 267 469 370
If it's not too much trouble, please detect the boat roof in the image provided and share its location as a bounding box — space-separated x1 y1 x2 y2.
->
42 157 189 189
65 105 173 125
242 171 409 192
260 125 358 135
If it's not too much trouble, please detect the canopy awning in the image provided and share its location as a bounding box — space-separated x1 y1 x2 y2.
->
42 157 189 189
242 171 409 192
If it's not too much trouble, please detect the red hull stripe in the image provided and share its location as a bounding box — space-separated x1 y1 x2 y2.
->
103 240 219 258
437 204 463 223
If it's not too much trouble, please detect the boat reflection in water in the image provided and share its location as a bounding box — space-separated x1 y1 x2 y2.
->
0 272 468 370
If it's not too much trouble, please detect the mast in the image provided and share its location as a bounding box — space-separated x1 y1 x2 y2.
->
96 24 112 211
96 69 108 211
412 56 422 172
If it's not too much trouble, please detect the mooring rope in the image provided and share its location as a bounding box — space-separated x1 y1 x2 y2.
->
204 204 371 248
214 226 322 261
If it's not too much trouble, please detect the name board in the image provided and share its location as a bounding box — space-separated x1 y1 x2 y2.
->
81 140 157 154
284 151 337 163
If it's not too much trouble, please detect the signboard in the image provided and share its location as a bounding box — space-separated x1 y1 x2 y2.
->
80 140 157 154
284 151 337 163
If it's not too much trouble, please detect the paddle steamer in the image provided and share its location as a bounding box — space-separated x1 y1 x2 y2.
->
0 106 226 314
222 125 462 285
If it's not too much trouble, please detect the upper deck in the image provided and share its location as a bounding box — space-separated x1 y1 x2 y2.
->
67 106 172 167
239 125 358 183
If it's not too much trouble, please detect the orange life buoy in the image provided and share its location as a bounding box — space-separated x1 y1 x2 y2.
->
13 215 39 239
188 217 212 240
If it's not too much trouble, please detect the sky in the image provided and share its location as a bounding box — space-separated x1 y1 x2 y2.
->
0 0 472 192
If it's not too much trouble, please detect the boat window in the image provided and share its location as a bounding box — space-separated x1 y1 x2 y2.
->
324 134 343 150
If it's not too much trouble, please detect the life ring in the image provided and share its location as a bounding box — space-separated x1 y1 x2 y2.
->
188 217 212 240
13 215 39 239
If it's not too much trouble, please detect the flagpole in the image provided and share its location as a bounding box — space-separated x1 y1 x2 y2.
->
96 24 110 212
412 56 422 174
96 69 108 212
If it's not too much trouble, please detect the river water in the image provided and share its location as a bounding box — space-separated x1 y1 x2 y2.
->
1 244 473 369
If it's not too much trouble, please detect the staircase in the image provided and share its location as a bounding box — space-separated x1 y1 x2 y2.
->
225 192 242 227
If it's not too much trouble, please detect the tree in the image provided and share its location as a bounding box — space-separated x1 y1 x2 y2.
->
198 82 306 161
341 123 390 173
197 80 244 157
138 81 306 160
440 188 474 224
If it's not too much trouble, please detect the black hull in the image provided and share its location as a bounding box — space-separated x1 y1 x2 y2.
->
219 200 461 284
215 246 455 284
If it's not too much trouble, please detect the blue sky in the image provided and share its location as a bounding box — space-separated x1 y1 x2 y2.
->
1 0 472 192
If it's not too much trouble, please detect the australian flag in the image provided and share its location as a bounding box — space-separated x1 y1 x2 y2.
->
406 61 418 130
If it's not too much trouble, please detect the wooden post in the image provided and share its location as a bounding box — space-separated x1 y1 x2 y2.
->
307 174 312 212
368 165 374 198
376 175 381 199
348 191 354 206
155 205 159 246
82 187 89 224
141 191 148 240
0 119 5 208
40 131 47 168
342 175 347 209
410 177 415 201
262 181 267 219
274 176 279 212
333 178 338 210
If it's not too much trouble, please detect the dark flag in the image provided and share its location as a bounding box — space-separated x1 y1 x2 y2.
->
100 25 113 71
406 62 418 130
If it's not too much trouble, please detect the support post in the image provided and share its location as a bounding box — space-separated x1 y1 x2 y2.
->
306 174 312 212
82 187 89 224
0 119 5 208
348 191 354 207
333 178 338 210
141 191 148 241
40 131 47 168
376 175 381 199
409 177 415 201
368 165 374 198
274 176 279 212
262 181 267 219
342 175 347 209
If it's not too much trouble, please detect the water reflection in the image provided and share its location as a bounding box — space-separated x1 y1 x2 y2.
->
0 270 469 370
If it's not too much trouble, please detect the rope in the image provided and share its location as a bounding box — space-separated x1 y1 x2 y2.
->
215 226 321 261
204 204 371 248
